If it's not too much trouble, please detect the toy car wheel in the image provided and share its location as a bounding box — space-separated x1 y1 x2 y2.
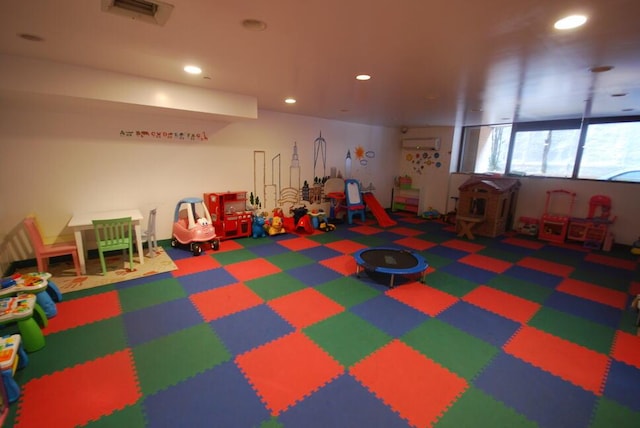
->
191 243 202 256
211 239 220 251
171 238 178 248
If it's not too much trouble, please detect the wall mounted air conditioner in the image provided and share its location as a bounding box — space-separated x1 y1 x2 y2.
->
401 138 441 151
101 0 174 26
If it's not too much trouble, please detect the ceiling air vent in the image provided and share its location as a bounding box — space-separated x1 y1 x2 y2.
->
101 0 174 26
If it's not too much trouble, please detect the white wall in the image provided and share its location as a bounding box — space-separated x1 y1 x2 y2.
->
448 173 640 245
0 102 400 268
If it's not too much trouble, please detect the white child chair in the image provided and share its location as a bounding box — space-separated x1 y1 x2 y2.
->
141 208 158 257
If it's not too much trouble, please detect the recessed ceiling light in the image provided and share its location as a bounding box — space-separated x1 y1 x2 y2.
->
355 74 371 81
554 14 587 30
622 108 634 112
590 65 614 73
611 92 627 97
17 33 45 42
284 98 296 104
242 19 267 31
183 65 202 75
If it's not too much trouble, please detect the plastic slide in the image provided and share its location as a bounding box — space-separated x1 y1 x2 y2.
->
362 192 397 227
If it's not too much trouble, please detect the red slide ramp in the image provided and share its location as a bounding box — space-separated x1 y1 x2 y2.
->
362 192 397 227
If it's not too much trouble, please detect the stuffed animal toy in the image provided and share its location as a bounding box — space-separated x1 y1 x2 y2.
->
268 216 286 235
252 216 267 238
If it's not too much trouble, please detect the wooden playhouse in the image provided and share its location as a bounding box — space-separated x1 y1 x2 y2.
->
457 176 521 238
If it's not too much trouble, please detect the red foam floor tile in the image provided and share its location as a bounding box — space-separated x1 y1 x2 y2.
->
442 239 484 253
629 281 640 296
216 240 244 252
268 288 344 329
393 236 437 251
504 325 610 395
190 282 263 321
171 255 221 277
348 225 382 235
585 253 637 271
387 282 458 316
324 239 369 254
350 339 468 427
501 237 545 250
517 256 574 277
388 227 424 237
16 349 140 428
44 291 122 334
459 253 513 274
557 278 628 309
320 254 358 276
236 331 343 415
611 331 640 369
277 237 321 251
224 258 282 282
463 285 540 323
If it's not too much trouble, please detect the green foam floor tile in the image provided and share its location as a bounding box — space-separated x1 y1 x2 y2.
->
528 307 616 354
402 319 498 380
62 283 118 301
531 248 586 266
212 248 258 265
477 247 526 263
118 277 187 313
424 270 478 297
315 276 381 308
418 252 454 269
16 317 128 381
133 323 231 395
590 397 640 428
569 269 628 291
351 235 387 247
416 232 452 244
303 311 392 367
308 232 345 244
84 403 147 428
487 275 553 304
244 272 307 301
266 251 315 270
434 386 537 427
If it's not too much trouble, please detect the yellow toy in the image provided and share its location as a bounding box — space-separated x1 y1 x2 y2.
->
268 216 286 236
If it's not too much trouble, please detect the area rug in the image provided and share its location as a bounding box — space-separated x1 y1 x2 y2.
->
17 247 177 294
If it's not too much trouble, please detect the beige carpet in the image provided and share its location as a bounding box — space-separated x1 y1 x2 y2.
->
17 247 177 294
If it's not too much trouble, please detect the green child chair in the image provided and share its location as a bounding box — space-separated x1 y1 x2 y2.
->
92 217 134 275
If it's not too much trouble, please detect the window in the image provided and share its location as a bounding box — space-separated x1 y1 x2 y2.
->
459 117 640 182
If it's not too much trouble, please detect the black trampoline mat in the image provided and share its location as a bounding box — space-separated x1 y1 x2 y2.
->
358 249 418 269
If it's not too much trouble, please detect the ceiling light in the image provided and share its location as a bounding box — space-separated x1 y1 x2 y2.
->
554 14 587 30
242 19 267 31
183 65 202 75
355 74 371 81
611 92 627 97
284 98 296 104
590 65 614 73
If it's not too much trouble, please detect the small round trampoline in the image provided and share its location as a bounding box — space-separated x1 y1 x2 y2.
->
353 247 429 287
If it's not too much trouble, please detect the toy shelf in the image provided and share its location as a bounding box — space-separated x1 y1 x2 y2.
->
392 187 420 214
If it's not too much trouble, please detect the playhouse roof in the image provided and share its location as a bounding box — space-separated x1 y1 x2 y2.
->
459 176 521 193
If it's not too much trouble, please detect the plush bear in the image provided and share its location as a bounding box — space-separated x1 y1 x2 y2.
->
268 216 286 236
252 216 267 238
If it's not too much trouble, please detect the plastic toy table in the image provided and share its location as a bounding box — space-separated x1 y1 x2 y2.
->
0 294 47 353
1 272 59 318
0 335 28 403
353 247 429 287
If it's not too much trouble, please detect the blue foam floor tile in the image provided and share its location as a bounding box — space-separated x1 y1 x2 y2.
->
373 231 405 242
602 360 640 412
143 361 271 428
544 291 623 328
287 264 343 286
490 241 536 256
278 374 409 428
123 298 204 346
437 301 520 347
475 353 597 428
298 245 343 261
211 304 294 355
176 267 238 294
350 294 428 337
425 245 470 260
503 265 564 288
248 242 290 257
440 262 497 285
164 246 198 261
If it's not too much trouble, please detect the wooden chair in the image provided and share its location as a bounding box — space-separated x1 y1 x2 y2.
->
23 217 81 276
92 217 134 275
141 208 158 257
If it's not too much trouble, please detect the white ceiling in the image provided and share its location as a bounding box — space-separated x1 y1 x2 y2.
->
2 0 639 128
